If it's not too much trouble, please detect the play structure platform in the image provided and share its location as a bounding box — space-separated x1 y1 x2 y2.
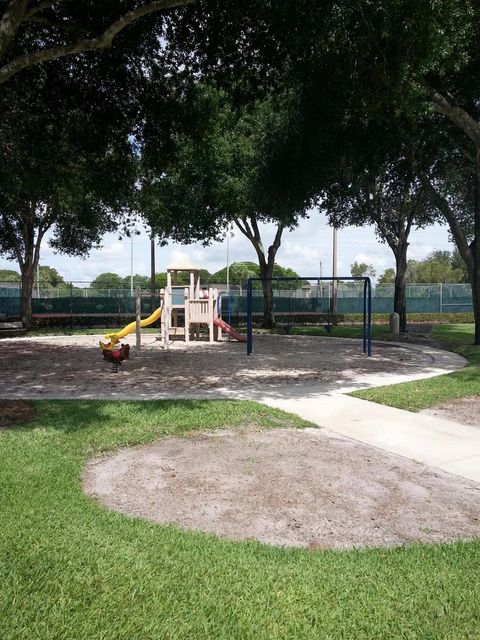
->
99 258 245 359
158 259 246 347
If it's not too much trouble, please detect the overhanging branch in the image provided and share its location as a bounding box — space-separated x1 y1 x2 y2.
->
0 0 194 84
234 217 253 241
429 89 480 149
25 0 66 20
0 0 29 61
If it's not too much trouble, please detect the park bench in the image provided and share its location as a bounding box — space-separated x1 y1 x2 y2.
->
279 313 345 335
405 323 433 342
0 319 25 337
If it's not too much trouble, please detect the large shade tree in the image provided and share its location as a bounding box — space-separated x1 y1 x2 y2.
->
139 86 315 327
0 62 139 326
168 1 480 342
285 1 480 343
0 0 206 327
324 157 436 332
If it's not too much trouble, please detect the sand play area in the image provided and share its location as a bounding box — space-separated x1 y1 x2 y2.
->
1 333 436 399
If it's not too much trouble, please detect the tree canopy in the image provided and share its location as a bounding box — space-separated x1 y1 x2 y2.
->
0 268 21 282
0 0 192 85
90 273 124 291
0 57 141 325
323 154 437 330
37 266 67 289
350 263 376 279
138 84 314 326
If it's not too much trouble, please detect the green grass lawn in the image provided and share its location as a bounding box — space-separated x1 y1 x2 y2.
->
292 323 480 411
1 400 480 639
351 324 480 411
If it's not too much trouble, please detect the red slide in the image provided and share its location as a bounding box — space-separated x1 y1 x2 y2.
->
213 317 247 342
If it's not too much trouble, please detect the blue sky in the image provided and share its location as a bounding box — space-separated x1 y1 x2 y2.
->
0 208 453 284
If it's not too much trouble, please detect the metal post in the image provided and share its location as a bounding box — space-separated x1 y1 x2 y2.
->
331 227 338 314
226 232 230 293
135 287 141 351
130 235 134 297
362 278 367 354
247 278 253 355
163 285 170 351
367 277 372 357
439 282 443 314
69 281 73 329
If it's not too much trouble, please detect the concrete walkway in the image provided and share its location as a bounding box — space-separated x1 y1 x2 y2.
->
242 343 480 484
179 341 478 484
260 392 480 484
165 340 480 484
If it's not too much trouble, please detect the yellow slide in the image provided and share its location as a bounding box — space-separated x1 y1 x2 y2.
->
100 305 162 350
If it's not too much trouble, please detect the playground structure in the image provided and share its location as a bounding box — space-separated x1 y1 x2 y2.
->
160 259 245 347
99 258 245 358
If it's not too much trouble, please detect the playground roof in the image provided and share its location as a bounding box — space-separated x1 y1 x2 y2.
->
166 258 201 272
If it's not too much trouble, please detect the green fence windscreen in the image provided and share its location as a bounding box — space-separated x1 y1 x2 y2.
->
0 282 474 320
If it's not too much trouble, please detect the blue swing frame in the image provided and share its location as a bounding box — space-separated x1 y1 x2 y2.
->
246 276 372 356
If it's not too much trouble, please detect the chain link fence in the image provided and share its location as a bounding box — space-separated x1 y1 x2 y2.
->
0 280 474 320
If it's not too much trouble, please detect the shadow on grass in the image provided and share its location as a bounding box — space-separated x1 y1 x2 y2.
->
25 399 226 433
10 399 303 451
0 400 37 430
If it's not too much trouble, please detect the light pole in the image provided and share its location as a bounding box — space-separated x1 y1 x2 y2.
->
226 232 230 292
130 234 134 297
150 233 156 311
331 227 338 314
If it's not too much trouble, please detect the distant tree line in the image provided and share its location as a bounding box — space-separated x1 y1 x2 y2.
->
88 262 301 290
376 251 469 285
0 262 301 292
1 266 67 288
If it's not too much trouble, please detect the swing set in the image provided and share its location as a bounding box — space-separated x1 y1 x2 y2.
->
246 276 372 356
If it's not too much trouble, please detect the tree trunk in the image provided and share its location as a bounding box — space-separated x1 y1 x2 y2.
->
425 93 480 345
20 265 34 328
472 270 480 345
18 213 41 330
394 244 408 333
413 155 480 344
259 261 275 329
472 161 480 345
234 217 284 330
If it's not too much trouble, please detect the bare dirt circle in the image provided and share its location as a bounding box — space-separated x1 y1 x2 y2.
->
83 427 480 550
423 395 480 428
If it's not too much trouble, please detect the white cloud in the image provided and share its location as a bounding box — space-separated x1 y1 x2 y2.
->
408 244 436 260
0 210 454 283
353 253 387 269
